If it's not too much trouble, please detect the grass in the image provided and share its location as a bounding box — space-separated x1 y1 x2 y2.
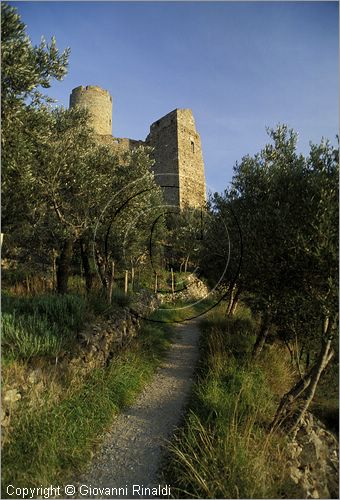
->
1 294 86 360
1 293 86 360
2 299 205 496
1 289 134 361
1 313 63 359
2 293 85 328
85 287 132 317
2 297 215 492
1 292 298 498
150 296 215 324
165 304 290 499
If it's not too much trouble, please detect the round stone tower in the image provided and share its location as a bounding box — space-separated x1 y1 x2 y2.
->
69 85 112 135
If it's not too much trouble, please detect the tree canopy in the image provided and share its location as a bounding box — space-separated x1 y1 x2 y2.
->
202 125 338 431
1 2 165 294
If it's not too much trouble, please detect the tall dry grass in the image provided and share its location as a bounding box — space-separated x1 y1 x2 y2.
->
166 304 290 498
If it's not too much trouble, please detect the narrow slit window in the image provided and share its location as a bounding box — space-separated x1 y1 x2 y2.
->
191 140 195 153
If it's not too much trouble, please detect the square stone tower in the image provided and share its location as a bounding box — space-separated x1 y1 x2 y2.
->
146 109 206 208
69 85 207 209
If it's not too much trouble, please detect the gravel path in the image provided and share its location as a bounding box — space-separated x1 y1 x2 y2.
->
75 319 201 499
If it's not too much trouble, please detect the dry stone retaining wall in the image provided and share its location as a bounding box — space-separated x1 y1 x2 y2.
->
1 290 158 441
287 412 339 498
157 274 209 304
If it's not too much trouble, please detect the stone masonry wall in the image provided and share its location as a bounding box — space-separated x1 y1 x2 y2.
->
177 109 206 207
146 109 206 208
97 135 145 155
287 411 338 498
145 109 180 206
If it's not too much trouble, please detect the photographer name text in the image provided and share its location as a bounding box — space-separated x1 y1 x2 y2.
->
6 483 171 498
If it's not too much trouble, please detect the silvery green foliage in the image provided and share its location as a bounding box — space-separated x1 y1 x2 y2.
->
204 125 338 351
1 2 69 119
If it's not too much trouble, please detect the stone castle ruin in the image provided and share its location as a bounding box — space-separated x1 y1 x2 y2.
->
69 85 206 208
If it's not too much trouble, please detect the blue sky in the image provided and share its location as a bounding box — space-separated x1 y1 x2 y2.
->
11 1 339 194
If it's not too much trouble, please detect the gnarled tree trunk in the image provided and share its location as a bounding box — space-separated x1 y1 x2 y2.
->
107 260 115 303
252 310 271 358
270 316 336 434
80 240 93 293
95 248 108 289
56 239 74 294
228 286 241 317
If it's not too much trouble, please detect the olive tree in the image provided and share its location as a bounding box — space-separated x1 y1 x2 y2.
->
203 125 338 432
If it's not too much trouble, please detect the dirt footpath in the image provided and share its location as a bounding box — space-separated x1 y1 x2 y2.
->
75 319 201 499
